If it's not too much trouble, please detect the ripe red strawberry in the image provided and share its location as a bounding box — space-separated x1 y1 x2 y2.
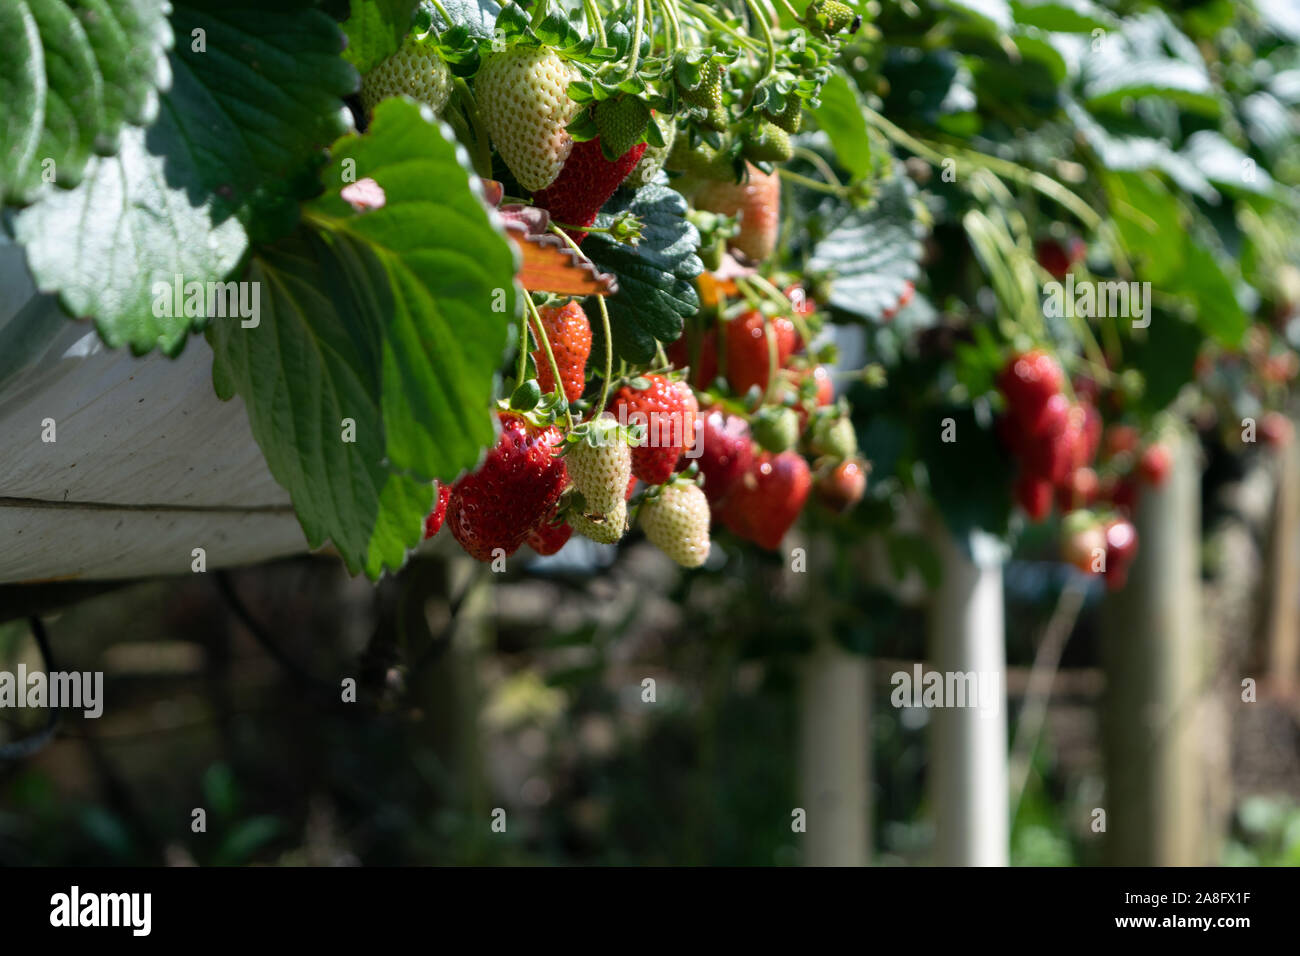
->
882 280 915 321
1103 424 1139 458
1103 516 1139 590
640 480 711 567
475 46 581 192
691 408 754 504
725 310 798 395
718 450 811 550
691 162 780 262
533 300 591 403
447 411 568 561
1056 466 1099 512
531 136 647 241
1035 239 1072 280
526 511 572 555
424 482 451 539
1138 443 1171 486
815 458 867 513
666 328 719 388
608 374 699 485
360 35 453 117
1015 474 1053 521
1260 411 1293 448
998 350 1064 423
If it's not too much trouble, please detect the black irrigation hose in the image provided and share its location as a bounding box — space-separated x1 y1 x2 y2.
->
0 617 60 761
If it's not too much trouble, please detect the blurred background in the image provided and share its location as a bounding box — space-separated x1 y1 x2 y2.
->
2 420 1298 867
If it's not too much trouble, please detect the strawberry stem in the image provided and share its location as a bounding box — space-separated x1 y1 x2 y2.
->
622 0 647 81
790 146 844 189
427 0 453 28
777 166 848 198
452 77 493 179
658 0 682 53
776 0 801 21
580 0 607 47
516 302 531 384
762 317 779 406
741 0 777 77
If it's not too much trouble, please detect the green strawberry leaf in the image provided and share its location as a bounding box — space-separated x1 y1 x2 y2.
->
210 99 518 578
8 1 357 355
807 176 925 323
809 71 873 181
422 0 501 38
1079 11 1220 116
0 0 173 203
585 183 703 364
919 405 1014 540
1011 0 1114 32
342 0 420 74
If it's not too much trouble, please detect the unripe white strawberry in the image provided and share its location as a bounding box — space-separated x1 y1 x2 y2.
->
567 416 632 516
640 481 711 568
571 499 628 544
361 35 453 116
475 46 580 192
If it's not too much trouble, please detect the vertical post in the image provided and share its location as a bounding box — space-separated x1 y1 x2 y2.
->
797 535 870 866
1266 437 1300 697
1101 430 1202 865
928 524 1009 866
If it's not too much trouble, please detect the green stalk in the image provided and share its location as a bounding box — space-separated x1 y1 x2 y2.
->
623 0 647 81
791 146 844 189
516 301 531 384
742 0 777 77
778 167 848 198
680 0 765 50
581 0 608 46
453 77 492 179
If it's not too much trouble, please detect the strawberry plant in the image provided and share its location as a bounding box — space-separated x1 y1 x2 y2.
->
2 0 1299 586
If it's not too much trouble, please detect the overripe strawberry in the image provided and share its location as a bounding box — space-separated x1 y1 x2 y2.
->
640 480 711 568
475 46 580 192
608 374 699 485
361 35 453 116
719 450 811 550
566 415 632 516
531 136 647 241
691 163 780 262
667 327 719 387
726 310 798 395
691 408 754 503
815 458 867 513
447 411 568 561
533 300 592 403
571 499 628 544
527 510 572 555
424 482 452 539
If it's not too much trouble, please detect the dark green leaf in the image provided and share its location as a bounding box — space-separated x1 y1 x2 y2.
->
807 176 924 323
918 406 1013 539
585 184 703 363
809 72 873 180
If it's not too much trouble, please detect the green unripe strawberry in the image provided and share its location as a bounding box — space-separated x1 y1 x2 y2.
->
571 499 628 544
628 112 677 187
361 35 453 116
566 416 632 516
810 414 858 459
768 97 802 134
640 481 711 568
702 105 730 133
476 45 581 192
743 122 793 163
804 0 860 36
753 406 800 453
595 95 652 161
677 56 722 110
